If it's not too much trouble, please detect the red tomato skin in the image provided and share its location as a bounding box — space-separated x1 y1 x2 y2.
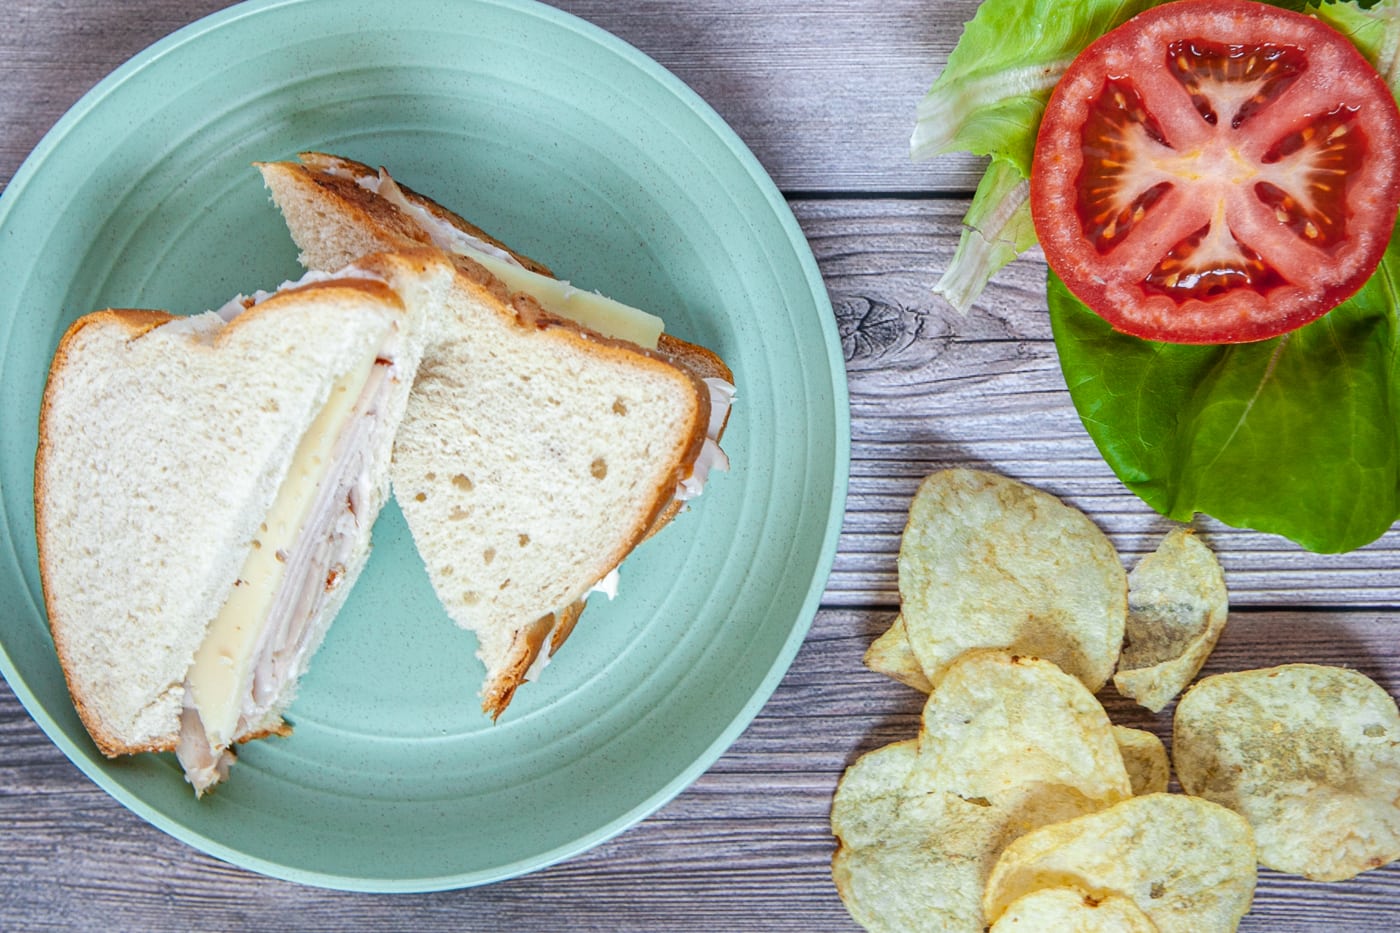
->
1032 0 1400 344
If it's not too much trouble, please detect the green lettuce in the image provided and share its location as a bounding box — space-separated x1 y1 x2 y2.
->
1050 220 1400 552
1311 0 1400 91
910 0 1159 171
912 0 1159 310
912 0 1367 311
933 159 1036 312
916 0 1400 551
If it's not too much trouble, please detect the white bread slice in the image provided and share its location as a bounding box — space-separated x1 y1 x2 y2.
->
259 153 712 358
35 273 425 775
256 152 735 517
354 249 716 716
258 152 555 280
259 154 734 717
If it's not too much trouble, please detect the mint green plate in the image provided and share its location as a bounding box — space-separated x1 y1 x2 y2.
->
0 0 847 891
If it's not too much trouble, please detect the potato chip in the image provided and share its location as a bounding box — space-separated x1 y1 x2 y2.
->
898 469 1125 692
833 779 1010 932
914 651 1132 827
988 887 1159 932
832 739 1016 931
863 614 933 693
1113 726 1170 796
830 739 922 850
831 651 1133 932
1173 664 1400 881
983 793 1256 933
1113 528 1228 712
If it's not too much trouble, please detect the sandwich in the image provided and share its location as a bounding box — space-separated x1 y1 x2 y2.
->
36 269 427 794
257 153 735 717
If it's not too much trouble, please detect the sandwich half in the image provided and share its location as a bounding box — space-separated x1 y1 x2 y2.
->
258 153 735 717
36 269 426 793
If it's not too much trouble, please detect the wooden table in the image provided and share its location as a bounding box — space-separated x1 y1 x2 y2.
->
4 1 1399 929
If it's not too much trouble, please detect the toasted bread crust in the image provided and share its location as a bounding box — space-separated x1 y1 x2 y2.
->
657 333 734 386
37 311 179 756
481 600 586 719
257 276 404 315
261 156 736 717
644 334 736 536
38 278 412 758
259 153 556 278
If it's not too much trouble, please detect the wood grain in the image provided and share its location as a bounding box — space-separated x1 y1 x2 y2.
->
4 607 1400 930
794 198 1400 609
4 1 1400 931
0 0 986 194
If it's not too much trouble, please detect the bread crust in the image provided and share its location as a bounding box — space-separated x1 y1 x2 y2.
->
259 155 736 717
644 334 735 537
259 153 556 278
37 278 412 758
37 312 178 756
359 250 717 715
480 601 586 719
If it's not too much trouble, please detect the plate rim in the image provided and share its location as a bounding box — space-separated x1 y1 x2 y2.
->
0 0 851 891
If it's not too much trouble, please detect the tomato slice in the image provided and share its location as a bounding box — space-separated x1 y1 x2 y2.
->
1032 0 1400 344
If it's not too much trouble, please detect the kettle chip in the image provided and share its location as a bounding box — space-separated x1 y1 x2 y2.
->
1112 726 1170 797
831 651 1132 932
982 793 1257 933
1173 663 1400 881
898 469 1126 693
988 886 1158 932
1113 528 1229 712
913 651 1131 823
862 613 932 693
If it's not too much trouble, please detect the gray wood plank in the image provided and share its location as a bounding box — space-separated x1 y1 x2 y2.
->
5 0 1400 930
1 0 984 195
5 606 1400 930
794 197 1400 609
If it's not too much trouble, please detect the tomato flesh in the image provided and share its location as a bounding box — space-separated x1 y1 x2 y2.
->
1032 0 1400 344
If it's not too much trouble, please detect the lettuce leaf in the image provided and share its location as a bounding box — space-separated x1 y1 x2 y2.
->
934 159 1036 313
1050 219 1400 553
913 0 1347 311
1310 0 1400 92
910 0 1158 171
911 0 1159 308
